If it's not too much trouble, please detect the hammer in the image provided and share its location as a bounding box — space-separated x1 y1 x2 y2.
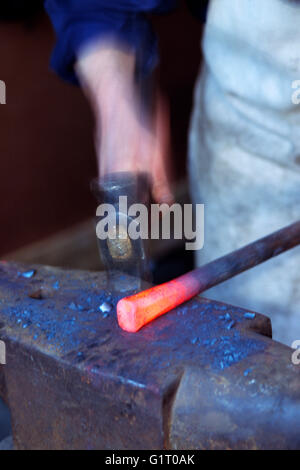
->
117 220 300 332
91 66 155 291
91 172 152 291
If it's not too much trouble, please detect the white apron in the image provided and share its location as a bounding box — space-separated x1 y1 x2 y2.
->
188 0 300 345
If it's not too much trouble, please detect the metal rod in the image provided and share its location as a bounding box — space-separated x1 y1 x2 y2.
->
117 221 300 332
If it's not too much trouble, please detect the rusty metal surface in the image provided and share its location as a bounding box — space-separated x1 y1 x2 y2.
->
0 261 299 449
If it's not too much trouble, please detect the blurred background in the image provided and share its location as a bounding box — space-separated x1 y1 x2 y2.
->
0 0 202 444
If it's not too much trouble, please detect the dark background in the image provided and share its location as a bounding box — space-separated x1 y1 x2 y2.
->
0 0 202 257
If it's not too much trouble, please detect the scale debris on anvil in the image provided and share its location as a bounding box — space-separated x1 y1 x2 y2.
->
0 261 299 449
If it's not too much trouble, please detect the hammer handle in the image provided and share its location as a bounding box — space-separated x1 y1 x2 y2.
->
117 221 300 332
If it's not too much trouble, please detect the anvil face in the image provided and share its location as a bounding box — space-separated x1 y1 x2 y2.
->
0 261 299 450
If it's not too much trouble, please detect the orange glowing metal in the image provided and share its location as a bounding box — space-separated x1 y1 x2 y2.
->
117 276 200 333
117 221 300 333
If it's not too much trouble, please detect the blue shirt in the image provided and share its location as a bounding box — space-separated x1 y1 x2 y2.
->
45 0 208 84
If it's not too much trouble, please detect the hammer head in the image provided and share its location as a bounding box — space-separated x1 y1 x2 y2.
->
91 172 151 292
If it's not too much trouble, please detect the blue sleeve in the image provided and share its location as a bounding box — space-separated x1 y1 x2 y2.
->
45 0 178 84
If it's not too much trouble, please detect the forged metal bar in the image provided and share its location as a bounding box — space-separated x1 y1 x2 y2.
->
117 221 300 332
0 262 299 449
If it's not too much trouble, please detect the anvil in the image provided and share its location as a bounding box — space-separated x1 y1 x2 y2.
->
0 261 299 450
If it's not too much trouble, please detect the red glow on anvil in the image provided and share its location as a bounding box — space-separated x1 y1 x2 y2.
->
117 275 201 333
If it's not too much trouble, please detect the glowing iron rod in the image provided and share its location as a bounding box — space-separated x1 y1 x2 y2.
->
117 221 300 332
